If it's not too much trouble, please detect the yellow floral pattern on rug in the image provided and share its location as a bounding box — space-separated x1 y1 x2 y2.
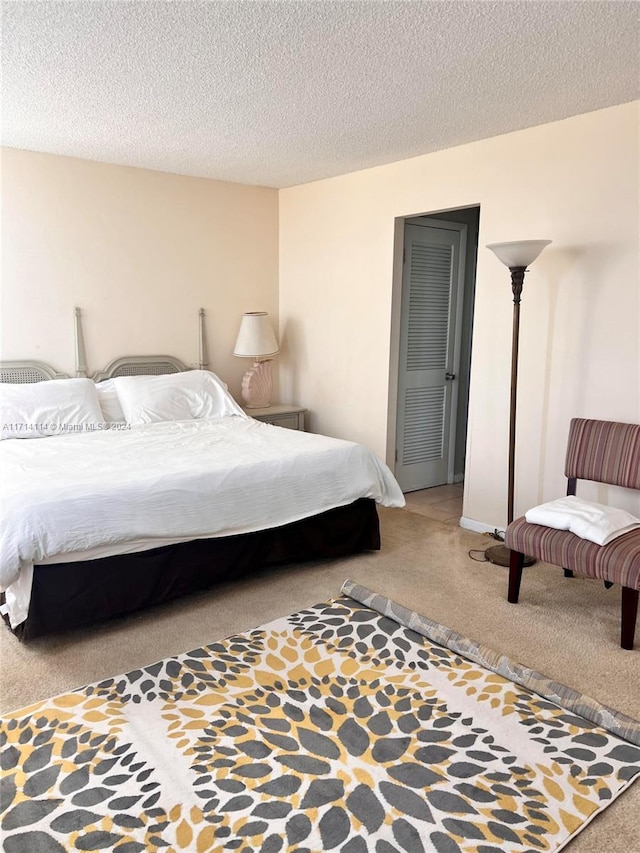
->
1 595 639 852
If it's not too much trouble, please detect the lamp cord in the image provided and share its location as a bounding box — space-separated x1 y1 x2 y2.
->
468 550 488 562
468 528 506 562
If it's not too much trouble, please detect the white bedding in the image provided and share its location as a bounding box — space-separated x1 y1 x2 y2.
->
0 416 405 626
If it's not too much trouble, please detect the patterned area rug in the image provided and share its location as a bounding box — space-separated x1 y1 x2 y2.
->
1 581 639 853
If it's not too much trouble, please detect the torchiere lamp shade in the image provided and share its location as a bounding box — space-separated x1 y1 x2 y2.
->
487 240 552 269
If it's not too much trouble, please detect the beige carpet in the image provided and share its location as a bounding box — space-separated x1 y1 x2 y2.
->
1 506 638 851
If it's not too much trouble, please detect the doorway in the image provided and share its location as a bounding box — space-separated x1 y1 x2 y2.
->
392 207 479 493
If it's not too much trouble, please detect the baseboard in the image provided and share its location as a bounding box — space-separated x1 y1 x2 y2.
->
459 516 502 535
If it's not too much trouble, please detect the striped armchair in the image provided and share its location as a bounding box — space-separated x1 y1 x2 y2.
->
505 419 640 649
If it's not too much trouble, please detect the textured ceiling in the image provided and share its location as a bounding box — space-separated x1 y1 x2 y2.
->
2 1 638 188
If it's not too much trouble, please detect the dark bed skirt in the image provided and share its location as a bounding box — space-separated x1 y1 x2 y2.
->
4 498 380 640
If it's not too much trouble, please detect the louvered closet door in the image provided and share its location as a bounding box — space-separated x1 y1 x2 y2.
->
396 223 463 492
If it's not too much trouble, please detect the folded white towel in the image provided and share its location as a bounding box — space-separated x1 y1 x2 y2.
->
525 495 640 546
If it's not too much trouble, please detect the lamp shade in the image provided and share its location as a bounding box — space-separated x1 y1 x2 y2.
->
233 312 279 359
487 240 551 268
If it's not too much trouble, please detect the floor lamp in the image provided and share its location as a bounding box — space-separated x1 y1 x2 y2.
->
485 239 552 567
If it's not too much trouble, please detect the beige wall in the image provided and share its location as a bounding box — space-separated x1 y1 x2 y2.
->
1 149 279 399
279 103 640 528
3 106 638 531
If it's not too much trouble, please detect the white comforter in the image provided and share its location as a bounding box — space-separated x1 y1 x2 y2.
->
0 416 404 620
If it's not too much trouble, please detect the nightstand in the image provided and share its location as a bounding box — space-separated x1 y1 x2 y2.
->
243 404 307 431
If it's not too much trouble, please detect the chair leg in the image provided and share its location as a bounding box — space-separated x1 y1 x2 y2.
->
563 569 574 578
621 586 639 650
508 550 525 603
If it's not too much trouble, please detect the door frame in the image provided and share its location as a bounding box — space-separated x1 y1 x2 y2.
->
395 220 467 490
386 208 478 487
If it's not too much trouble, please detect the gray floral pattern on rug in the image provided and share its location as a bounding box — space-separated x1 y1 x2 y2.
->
1 586 639 852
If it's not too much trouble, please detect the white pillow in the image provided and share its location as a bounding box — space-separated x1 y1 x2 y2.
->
96 374 200 423
97 373 206 424
114 370 245 425
95 379 126 423
1 378 105 439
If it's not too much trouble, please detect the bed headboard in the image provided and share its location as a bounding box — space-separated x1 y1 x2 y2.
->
91 306 207 381
0 361 69 383
1 307 210 383
91 355 190 382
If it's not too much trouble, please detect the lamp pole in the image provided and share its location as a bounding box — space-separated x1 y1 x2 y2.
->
484 240 551 567
507 266 526 525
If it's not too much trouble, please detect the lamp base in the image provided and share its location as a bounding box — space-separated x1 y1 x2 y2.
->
485 544 536 567
241 359 273 408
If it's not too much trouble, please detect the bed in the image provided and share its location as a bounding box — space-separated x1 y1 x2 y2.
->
0 313 404 639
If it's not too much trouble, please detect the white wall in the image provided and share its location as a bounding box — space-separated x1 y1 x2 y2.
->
279 103 640 527
0 149 279 399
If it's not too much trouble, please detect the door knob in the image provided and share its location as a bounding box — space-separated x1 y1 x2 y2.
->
445 372 456 381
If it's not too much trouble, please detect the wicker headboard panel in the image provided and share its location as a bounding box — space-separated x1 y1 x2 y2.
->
0 361 69 384
91 355 190 382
